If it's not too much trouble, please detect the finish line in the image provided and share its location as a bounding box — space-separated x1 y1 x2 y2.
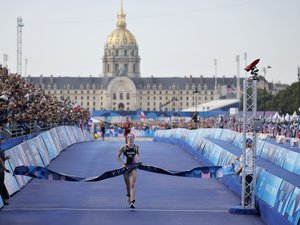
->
3 207 229 213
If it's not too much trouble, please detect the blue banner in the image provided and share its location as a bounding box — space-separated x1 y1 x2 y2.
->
13 163 236 182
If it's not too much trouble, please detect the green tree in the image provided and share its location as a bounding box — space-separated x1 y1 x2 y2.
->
273 82 298 114
239 82 299 114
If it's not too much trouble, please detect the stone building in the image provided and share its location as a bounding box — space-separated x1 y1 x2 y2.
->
28 5 282 112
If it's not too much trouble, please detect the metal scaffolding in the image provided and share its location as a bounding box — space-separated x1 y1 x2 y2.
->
241 58 260 209
17 17 24 75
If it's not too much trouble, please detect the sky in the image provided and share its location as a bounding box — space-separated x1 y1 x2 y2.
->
0 0 299 85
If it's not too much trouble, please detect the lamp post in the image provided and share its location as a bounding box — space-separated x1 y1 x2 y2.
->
262 66 271 118
193 87 199 124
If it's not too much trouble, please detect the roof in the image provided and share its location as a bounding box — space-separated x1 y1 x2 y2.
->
27 75 243 90
182 99 240 112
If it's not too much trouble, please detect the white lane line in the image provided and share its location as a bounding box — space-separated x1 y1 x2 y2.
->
3 208 228 213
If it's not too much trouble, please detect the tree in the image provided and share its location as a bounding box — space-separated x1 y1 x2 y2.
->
239 82 299 114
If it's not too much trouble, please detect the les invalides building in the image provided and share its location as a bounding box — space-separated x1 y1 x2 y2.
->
28 5 245 113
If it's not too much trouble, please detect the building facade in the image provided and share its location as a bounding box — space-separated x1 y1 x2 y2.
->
28 5 282 112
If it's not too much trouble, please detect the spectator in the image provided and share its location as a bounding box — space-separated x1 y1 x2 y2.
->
0 138 10 206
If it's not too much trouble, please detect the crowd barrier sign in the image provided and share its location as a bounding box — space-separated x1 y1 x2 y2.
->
154 128 300 225
1 126 93 208
4 160 20 195
41 132 59 160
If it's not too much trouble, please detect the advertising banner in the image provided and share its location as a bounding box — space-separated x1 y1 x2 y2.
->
6 146 31 187
284 187 300 225
41 132 59 160
220 130 236 144
55 127 71 149
260 142 277 163
18 142 44 167
260 172 283 207
283 151 298 172
274 181 295 216
292 154 300 176
65 126 77 144
4 160 20 195
27 136 51 166
49 128 63 152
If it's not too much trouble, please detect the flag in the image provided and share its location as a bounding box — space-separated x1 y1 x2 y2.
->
140 111 146 120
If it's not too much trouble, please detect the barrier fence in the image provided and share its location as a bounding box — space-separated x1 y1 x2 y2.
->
154 128 300 225
0 126 93 208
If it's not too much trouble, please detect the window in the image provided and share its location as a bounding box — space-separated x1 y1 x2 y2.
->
133 64 136 73
124 50 127 56
81 90 83 94
124 64 128 74
114 64 119 73
75 90 77 94
93 102 95 106
107 64 110 72
116 50 119 56
87 96 89 100
87 102 89 106
120 93 123 100
127 93 130 100
81 96 83 100
113 93 116 100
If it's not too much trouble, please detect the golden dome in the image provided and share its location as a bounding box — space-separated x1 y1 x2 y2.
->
105 5 137 47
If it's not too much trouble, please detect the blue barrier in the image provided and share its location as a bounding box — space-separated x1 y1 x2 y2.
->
1 126 93 208
154 128 300 225
96 128 155 138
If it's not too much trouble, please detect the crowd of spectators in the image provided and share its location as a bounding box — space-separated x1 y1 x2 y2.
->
99 115 300 139
0 65 89 133
1 62 299 139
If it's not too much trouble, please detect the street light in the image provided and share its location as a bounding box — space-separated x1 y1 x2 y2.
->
193 87 199 123
262 65 271 118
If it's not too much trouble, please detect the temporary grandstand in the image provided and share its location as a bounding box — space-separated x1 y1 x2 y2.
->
182 99 240 112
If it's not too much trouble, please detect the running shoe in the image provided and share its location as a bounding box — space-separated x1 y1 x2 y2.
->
129 202 135 209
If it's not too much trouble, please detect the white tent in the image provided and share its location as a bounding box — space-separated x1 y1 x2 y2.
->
284 113 291 122
91 117 100 123
272 112 281 123
292 111 298 121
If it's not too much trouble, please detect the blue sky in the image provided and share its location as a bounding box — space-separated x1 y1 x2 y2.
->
0 0 299 84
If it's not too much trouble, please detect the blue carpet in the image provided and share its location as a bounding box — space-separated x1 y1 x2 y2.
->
0 140 265 225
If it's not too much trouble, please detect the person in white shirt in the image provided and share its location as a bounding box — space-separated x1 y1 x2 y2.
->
236 137 254 206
